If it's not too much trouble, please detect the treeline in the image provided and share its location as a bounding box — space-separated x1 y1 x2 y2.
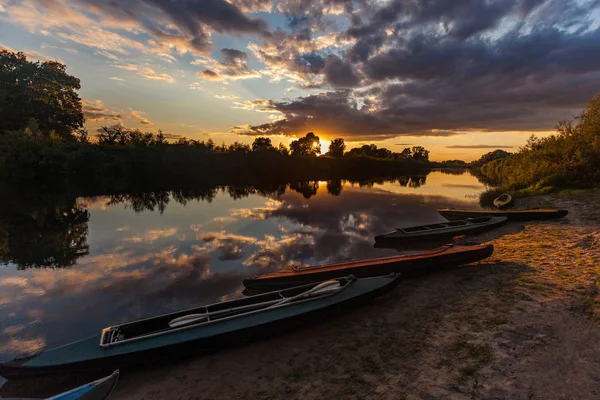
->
0 49 434 190
0 128 432 192
478 92 600 191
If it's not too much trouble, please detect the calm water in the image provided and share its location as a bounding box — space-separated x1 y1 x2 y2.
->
0 171 486 360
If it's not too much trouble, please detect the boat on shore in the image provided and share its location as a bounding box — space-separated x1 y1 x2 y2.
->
438 208 568 221
493 193 513 209
243 244 493 291
374 216 507 242
0 275 400 378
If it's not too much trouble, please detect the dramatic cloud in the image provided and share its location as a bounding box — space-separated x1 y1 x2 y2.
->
0 0 270 61
242 0 600 139
193 48 261 81
323 55 360 88
4 0 600 144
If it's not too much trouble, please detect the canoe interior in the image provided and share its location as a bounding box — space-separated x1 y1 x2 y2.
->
102 278 352 346
400 216 492 233
438 208 568 221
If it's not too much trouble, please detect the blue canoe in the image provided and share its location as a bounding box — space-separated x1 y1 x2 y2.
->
0 275 400 377
3 370 118 399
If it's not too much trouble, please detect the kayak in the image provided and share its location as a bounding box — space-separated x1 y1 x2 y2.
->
374 216 507 242
0 275 400 378
243 244 493 291
46 370 118 400
438 208 568 221
3 370 119 399
493 193 513 209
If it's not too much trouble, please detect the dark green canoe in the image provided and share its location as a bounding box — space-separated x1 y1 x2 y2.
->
374 216 507 242
0 275 400 378
438 208 568 221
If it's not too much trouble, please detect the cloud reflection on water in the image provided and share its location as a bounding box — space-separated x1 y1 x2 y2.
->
0 172 486 359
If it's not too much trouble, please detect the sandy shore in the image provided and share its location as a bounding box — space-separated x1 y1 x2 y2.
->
4 189 600 399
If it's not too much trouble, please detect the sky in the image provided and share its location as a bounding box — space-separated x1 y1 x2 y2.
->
1 0 600 161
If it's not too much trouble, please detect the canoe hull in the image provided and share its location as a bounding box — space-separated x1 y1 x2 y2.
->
438 208 568 221
0 276 400 378
493 194 513 210
243 244 493 291
50 370 119 400
374 217 507 243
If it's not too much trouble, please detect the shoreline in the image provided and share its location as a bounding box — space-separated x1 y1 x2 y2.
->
2 189 600 399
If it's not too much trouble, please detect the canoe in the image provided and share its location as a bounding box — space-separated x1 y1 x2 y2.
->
3 370 119 400
243 244 493 291
46 370 118 400
493 194 513 209
438 208 568 221
0 275 400 378
374 216 507 242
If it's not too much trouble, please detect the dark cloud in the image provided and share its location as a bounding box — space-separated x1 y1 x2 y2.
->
221 48 249 65
445 145 514 149
295 52 326 74
236 90 464 140
242 0 600 139
196 48 261 80
323 55 360 88
73 0 271 55
199 69 220 80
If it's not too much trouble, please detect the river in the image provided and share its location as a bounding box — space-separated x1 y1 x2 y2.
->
0 171 487 361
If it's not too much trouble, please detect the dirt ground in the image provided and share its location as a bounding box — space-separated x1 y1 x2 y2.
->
5 190 600 399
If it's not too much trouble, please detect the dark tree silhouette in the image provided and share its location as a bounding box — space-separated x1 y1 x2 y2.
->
346 144 392 159
290 132 321 156
411 146 430 161
0 50 83 139
289 181 319 198
0 190 90 269
326 179 343 195
252 137 274 151
328 138 346 157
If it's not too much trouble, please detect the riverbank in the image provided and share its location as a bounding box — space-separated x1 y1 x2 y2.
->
3 190 600 399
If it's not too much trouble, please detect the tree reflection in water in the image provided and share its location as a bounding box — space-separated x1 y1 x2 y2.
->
0 189 89 269
0 175 429 269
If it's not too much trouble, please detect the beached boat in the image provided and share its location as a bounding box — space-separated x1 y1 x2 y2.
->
3 370 119 399
493 194 513 209
374 216 507 242
243 244 493 291
438 208 568 221
0 275 400 378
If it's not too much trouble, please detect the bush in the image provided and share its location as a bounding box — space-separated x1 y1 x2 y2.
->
479 91 600 190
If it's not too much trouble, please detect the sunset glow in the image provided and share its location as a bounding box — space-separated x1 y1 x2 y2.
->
0 0 598 159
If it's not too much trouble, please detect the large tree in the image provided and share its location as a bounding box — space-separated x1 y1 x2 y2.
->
290 132 321 156
252 137 274 151
328 138 346 157
0 50 83 140
411 146 430 161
